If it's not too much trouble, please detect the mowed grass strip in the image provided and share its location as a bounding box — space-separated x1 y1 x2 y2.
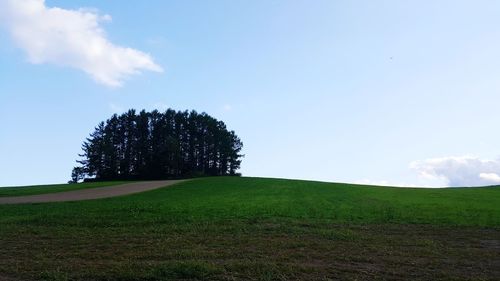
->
1 222 498 281
0 181 130 197
0 177 499 280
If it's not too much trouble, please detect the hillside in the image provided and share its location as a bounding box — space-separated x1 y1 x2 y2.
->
1 177 499 280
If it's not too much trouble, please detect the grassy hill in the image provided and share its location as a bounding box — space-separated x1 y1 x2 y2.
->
1 177 499 280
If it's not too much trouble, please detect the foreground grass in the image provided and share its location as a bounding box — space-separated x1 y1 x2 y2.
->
0 177 499 280
0 181 129 197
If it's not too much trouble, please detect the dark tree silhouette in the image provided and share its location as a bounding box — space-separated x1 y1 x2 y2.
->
72 109 243 181
69 167 85 183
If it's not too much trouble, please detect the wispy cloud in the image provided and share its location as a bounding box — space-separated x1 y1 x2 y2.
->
479 172 500 184
352 179 429 188
410 156 500 187
0 0 163 87
353 179 391 186
152 102 170 111
109 102 124 114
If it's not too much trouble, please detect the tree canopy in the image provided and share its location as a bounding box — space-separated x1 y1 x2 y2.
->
71 109 243 182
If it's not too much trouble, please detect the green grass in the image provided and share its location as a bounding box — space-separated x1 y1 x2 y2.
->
1 177 499 280
2 176 496 226
0 181 129 197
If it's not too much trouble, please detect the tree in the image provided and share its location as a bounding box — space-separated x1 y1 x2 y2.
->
72 108 244 181
70 166 86 183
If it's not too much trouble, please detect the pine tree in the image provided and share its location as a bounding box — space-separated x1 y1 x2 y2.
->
72 109 243 182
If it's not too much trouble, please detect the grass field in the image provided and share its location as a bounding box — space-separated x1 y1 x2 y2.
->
0 177 499 280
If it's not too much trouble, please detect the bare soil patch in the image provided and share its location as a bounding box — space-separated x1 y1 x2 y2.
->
0 180 184 204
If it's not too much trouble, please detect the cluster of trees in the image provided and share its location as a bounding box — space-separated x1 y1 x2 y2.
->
71 109 243 182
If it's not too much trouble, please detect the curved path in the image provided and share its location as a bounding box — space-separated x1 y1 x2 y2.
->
0 180 185 204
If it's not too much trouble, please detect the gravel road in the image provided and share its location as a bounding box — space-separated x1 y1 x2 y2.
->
0 180 184 204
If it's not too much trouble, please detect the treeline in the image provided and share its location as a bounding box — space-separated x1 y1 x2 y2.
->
71 109 243 182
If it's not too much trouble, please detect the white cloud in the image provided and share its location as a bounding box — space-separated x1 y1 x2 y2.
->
0 0 163 87
479 173 500 184
410 156 500 187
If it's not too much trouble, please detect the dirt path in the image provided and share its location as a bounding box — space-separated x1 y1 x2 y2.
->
0 180 184 204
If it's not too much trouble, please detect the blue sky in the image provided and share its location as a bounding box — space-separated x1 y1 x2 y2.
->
2 0 500 187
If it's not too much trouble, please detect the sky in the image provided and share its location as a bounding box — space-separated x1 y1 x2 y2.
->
1 0 500 187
